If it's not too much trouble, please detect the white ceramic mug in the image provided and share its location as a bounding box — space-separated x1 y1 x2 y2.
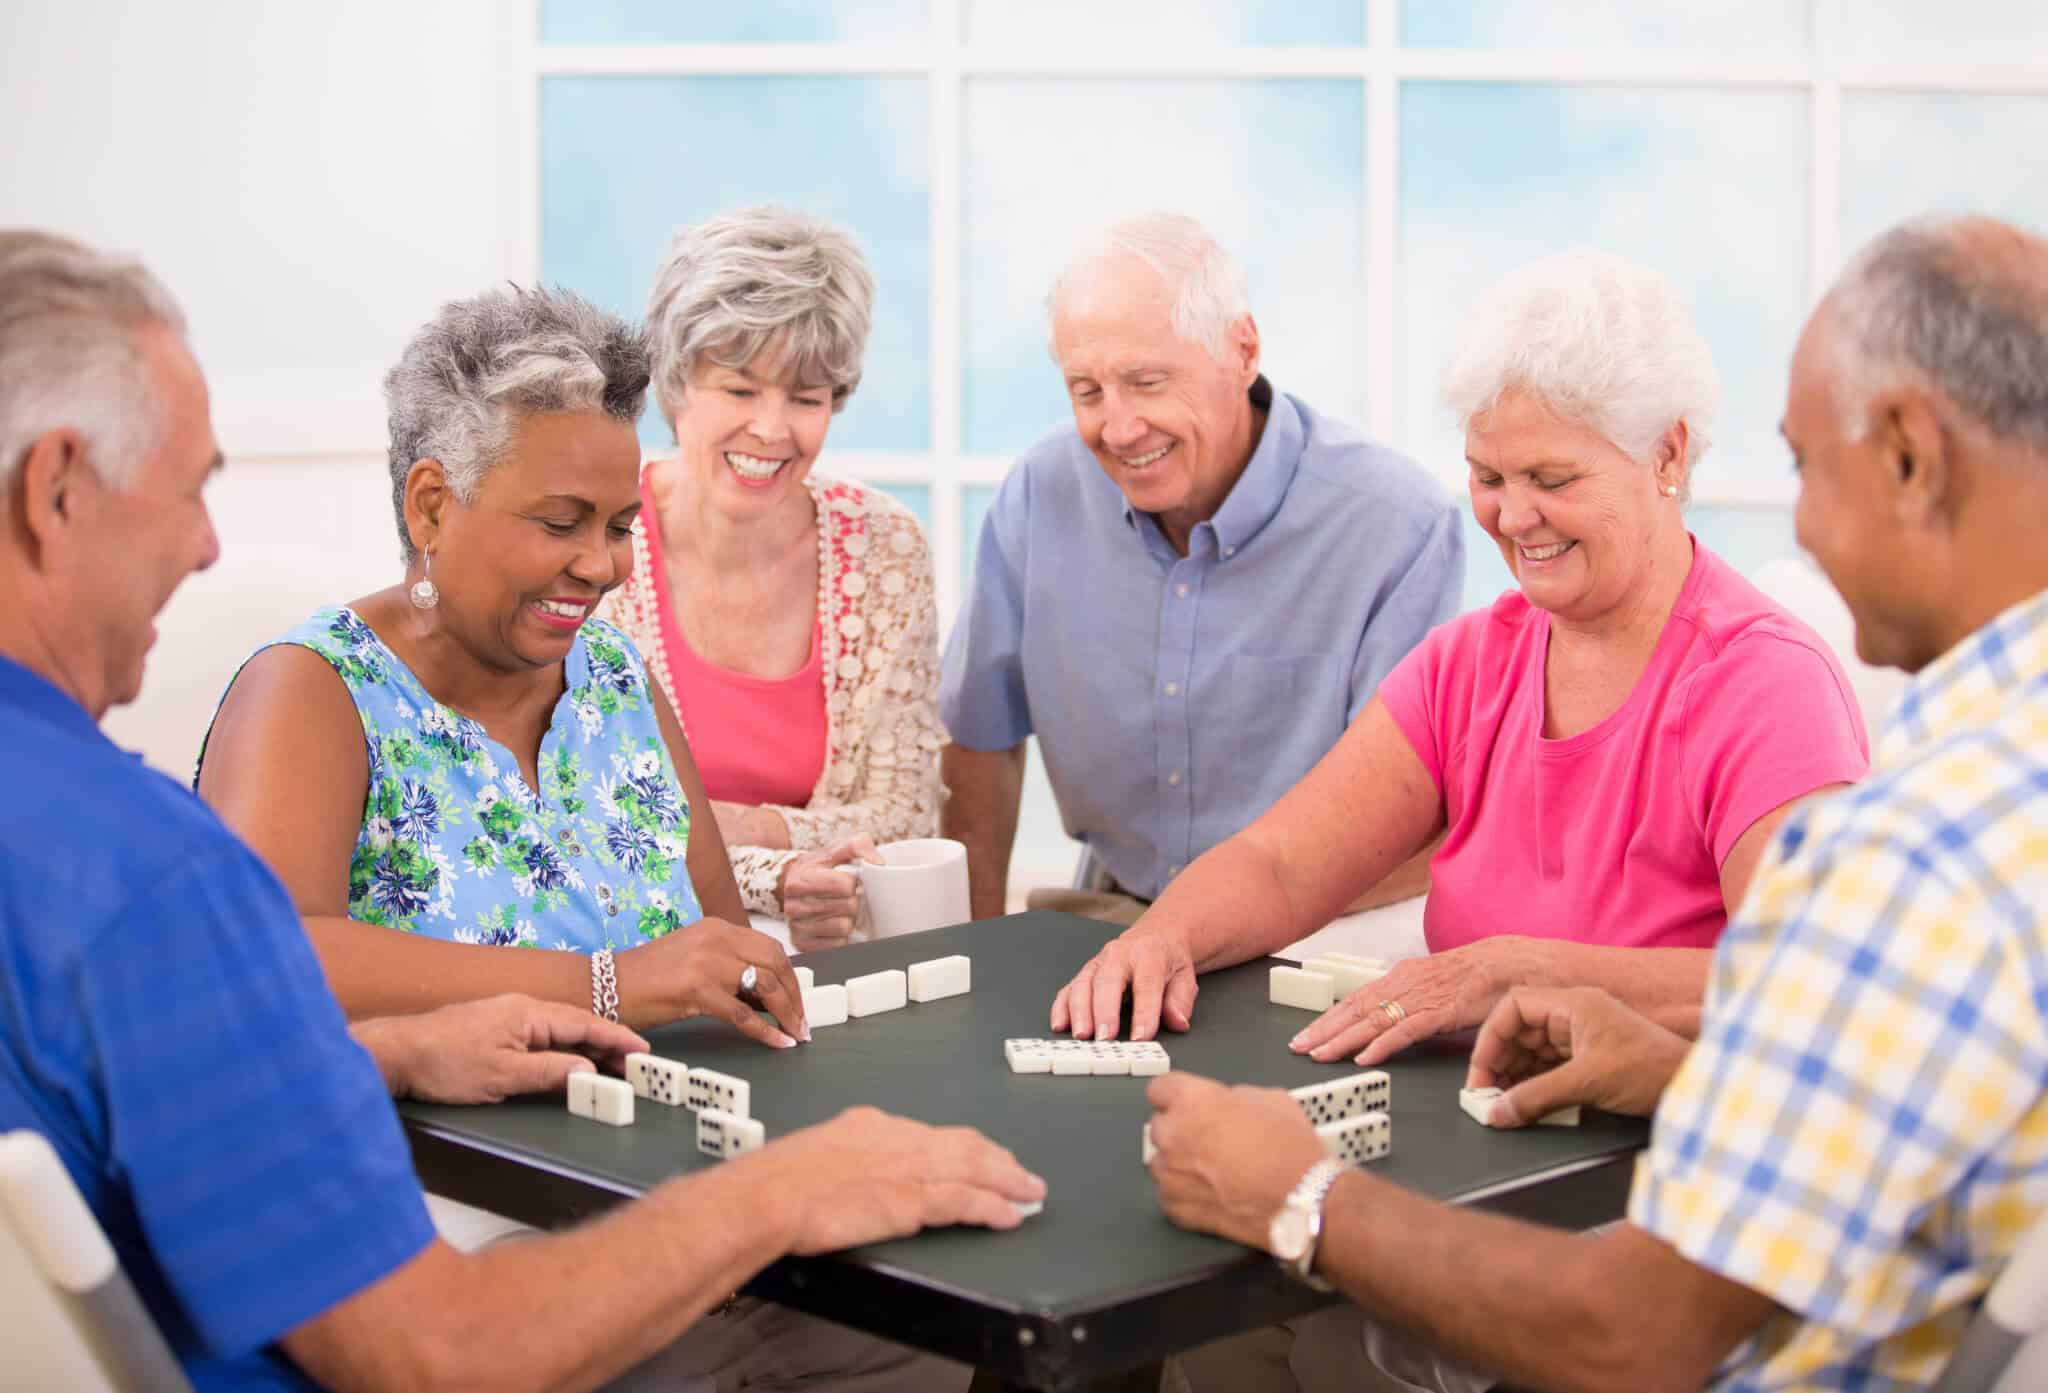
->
856 838 971 939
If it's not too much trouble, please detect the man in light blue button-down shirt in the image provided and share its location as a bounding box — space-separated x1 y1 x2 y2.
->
940 215 1463 920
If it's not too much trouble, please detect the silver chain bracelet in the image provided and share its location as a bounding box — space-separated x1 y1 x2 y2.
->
590 946 620 1022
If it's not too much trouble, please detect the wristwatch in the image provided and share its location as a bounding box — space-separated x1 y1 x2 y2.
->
1268 1157 1348 1291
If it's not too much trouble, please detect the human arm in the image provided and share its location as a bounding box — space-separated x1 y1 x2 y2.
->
943 741 1027 920
1144 1074 1774 1393
1337 836 1438 913
1051 699 1444 1040
349 995 649 1102
280 1107 1046 1393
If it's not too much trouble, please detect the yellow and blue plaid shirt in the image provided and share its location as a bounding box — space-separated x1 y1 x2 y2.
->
1631 586 2048 1392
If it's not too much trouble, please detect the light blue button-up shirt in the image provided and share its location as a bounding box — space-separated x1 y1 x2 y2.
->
940 377 1464 900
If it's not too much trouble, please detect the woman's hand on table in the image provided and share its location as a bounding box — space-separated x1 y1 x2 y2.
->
618 918 809 1045
750 1107 1047 1253
1467 987 1690 1123
1292 937 1534 1066
1050 920 1199 1041
1144 1073 1325 1252
780 836 883 953
360 994 649 1104
713 799 792 851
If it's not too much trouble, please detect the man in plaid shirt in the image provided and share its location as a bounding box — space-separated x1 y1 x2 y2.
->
1144 213 2048 1393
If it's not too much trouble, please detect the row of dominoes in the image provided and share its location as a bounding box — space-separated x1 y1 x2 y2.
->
1458 1086 1580 1128
1269 952 1393 1012
566 1054 770 1160
1139 1106 1392 1168
1005 1038 1171 1076
796 954 971 1029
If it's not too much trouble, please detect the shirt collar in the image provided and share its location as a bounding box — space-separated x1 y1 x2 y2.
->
0 653 103 744
1878 585 2048 767
1121 375 1298 559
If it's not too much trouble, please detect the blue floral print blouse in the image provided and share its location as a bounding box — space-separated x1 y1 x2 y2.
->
209 606 704 951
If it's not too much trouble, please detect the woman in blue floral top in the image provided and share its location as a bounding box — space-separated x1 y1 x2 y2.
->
198 285 807 1042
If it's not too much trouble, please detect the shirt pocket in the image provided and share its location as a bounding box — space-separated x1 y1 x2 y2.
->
1217 653 1349 761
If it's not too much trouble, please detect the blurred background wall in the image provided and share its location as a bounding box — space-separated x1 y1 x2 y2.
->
4 0 2045 886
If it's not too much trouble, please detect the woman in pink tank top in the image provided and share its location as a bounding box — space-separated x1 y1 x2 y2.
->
1050 249 1870 1068
599 209 943 953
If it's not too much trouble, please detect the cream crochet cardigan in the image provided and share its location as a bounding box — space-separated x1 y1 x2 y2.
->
597 472 945 915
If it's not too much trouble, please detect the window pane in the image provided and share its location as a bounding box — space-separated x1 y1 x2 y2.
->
871 482 932 530
1841 92 2048 261
1399 83 1807 495
968 0 1365 47
961 483 997 591
1817 0 2048 65
539 0 928 45
540 76 930 451
1401 0 1808 55
1687 505 1800 580
963 78 1366 456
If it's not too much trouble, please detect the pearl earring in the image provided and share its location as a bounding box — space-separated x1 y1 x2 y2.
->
1661 484 1679 499
408 552 440 610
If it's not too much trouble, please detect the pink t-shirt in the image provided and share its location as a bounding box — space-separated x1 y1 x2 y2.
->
1380 542 1870 954
641 475 829 810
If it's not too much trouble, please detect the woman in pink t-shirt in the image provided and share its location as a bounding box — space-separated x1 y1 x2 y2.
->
1051 249 1871 1063
599 209 944 952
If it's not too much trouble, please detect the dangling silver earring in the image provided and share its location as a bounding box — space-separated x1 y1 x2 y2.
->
408 552 440 610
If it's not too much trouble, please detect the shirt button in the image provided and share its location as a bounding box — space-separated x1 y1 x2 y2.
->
1164 681 1180 697
1168 863 1183 876
1224 546 1237 558
1167 771 1183 787
1175 583 1190 598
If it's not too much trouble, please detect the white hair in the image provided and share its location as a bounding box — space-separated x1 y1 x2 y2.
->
0 230 188 491
645 206 874 429
1440 248 1720 499
1046 213 1252 359
383 284 650 562
1826 215 2048 450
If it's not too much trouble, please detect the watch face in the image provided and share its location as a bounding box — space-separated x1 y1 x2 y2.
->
1269 1206 1311 1261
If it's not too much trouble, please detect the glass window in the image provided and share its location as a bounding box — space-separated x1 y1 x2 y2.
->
961 483 997 589
539 0 928 45
1840 92 2048 262
1400 0 1808 56
1817 0 2048 66
540 76 930 451
870 482 932 530
968 0 1365 47
962 77 1367 456
1687 505 1801 580
1399 82 1808 496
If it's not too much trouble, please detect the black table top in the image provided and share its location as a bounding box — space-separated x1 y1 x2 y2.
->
404 911 1649 1388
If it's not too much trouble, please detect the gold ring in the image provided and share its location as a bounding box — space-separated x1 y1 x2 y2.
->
1378 999 1406 1026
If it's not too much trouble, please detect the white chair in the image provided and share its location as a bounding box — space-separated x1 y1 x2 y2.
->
1750 556 1908 735
0 1129 194 1393
1931 1205 2048 1393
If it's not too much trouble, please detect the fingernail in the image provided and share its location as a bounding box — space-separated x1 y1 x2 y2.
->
1289 1031 1309 1050
800 1026 812 1043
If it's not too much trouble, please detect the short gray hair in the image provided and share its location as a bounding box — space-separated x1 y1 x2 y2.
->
1440 248 1720 499
1827 215 2048 451
0 229 187 491
384 284 650 562
645 206 874 427
1047 213 1252 359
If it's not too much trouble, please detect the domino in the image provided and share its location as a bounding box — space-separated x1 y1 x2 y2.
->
1004 1038 1052 1073
1318 951 1390 970
697 1107 765 1158
1459 1086 1581 1128
686 1066 751 1119
1269 966 1336 1012
795 965 814 990
1538 1106 1582 1127
1050 1040 1093 1075
1126 1041 1171 1077
1088 1041 1131 1076
803 983 848 1029
1142 1122 1156 1164
1317 1110 1391 1165
1290 1070 1392 1126
566 1072 634 1126
623 1052 687 1106
845 968 908 1017
1301 955 1387 999
906 954 971 1003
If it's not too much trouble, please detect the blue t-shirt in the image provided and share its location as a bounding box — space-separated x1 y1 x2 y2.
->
939 376 1464 899
0 656 434 1392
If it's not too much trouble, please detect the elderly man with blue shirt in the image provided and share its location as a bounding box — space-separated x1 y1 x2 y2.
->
941 214 1463 924
0 229 1042 1393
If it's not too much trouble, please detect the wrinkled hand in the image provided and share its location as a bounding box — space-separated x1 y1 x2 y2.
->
618 917 808 1045
1049 921 1198 1041
378 994 649 1105
1291 937 1531 1066
1145 1073 1326 1252
780 836 882 953
1467 987 1691 1124
756 1107 1046 1253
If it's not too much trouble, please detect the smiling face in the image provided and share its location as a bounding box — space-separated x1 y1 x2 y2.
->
419 409 643 672
666 350 835 521
1051 256 1260 547
1465 388 1681 625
